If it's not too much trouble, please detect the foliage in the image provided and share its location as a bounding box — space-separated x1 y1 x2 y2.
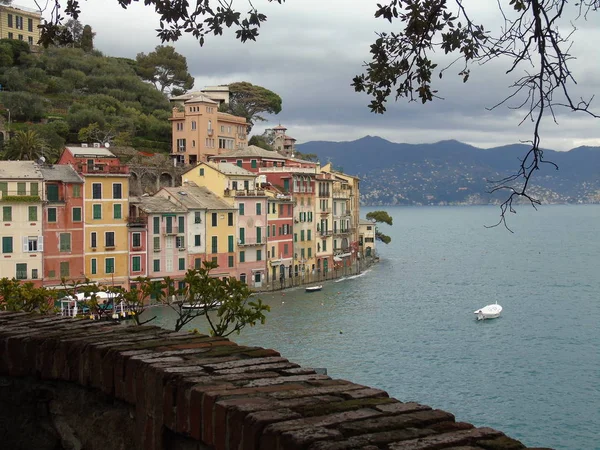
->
0 39 30 66
2 130 49 161
221 82 282 133
157 261 269 335
104 279 157 326
135 45 194 94
80 25 95 52
248 134 273 151
0 277 57 314
0 91 48 121
366 211 393 226
366 211 393 245
293 151 318 162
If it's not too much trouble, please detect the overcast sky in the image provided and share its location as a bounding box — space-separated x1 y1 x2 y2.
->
22 0 600 150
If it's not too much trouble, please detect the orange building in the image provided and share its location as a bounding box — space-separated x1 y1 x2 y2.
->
170 95 248 166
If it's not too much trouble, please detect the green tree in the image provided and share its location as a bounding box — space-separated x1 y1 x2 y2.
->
366 211 393 245
62 19 83 47
248 134 273 151
135 45 194 94
80 24 95 52
0 278 56 313
221 82 282 133
158 262 269 334
0 91 47 121
2 130 49 161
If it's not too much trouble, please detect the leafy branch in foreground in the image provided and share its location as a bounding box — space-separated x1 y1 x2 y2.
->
366 210 393 244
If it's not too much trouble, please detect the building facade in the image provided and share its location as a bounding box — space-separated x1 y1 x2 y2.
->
0 4 41 46
170 95 247 166
0 162 44 284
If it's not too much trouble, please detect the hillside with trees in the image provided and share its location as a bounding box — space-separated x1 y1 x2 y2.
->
0 38 181 159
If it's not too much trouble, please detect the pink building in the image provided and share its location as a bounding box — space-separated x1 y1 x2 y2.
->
39 165 86 286
126 200 148 283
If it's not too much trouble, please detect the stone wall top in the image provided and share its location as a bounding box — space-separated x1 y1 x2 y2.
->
0 312 551 450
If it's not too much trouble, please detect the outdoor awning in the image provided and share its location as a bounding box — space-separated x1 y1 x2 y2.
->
336 252 352 258
333 256 342 262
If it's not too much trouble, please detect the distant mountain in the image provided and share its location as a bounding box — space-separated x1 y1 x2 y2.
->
297 137 600 206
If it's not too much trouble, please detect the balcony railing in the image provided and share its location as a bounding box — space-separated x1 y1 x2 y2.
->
162 226 182 235
127 216 147 227
235 190 266 197
318 191 331 198
332 189 351 198
319 230 333 237
319 209 332 214
76 163 129 175
238 238 264 247
333 228 354 235
0 192 42 203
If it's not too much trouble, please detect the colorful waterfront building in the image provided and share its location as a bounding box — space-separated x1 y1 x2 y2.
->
330 174 354 268
359 218 377 259
315 172 334 277
39 165 85 286
130 196 188 286
57 146 130 288
182 162 268 286
169 95 248 166
265 187 294 286
159 183 238 279
0 161 44 284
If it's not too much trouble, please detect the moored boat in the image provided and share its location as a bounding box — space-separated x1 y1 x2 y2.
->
182 301 222 310
305 285 323 292
474 303 502 320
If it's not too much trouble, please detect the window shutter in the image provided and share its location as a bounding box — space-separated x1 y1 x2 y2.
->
38 236 44 251
22 237 28 252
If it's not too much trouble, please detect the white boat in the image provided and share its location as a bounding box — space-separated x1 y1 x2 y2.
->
474 303 503 320
182 301 222 310
305 285 323 292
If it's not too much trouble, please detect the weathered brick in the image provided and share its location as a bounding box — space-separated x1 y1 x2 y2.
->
338 409 455 436
203 356 288 371
387 427 504 450
374 401 432 414
214 397 275 450
213 362 300 375
245 374 330 388
341 388 388 400
242 409 302 450
308 428 435 450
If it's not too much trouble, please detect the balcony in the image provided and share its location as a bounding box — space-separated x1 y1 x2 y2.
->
318 191 331 198
333 228 354 235
319 209 332 215
162 226 182 235
235 190 266 197
238 238 264 247
238 133 247 140
76 163 129 175
127 216 147 228
319 230 333 237
0 192 42 203
333 189 351 199
208 129 214 136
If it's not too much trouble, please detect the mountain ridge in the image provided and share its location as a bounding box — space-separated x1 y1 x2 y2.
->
296 137 600 206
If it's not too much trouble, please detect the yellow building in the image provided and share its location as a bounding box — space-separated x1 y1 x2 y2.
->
0 161 44 284
0 4 42 46
57 146 130 288
170 94 248 166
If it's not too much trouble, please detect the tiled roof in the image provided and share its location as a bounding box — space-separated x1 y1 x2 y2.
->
136 196 186 214
360 218 375 225
217 145 286 159
39 165 83 183
163 185 234 210
184 95 218 105
215 162 255 176
0 161 42 179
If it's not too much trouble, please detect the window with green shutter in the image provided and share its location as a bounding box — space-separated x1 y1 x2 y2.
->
256 249 262 261
307 230 312 241
132 256 141 272
30 183 38 196
113 204 122 219
194 235 201 246
239 251 245 263
239 227 245 244
105 258 115 274
178 258 185 270
251 159 257 168
59 233 71 252
48 208 57 222
308 248 312 258
153 259 160 272
256 227 262 244
72 185 81 198
93 204 102 219
2 236 13 253
178 216 184 233
28 206 37 222
17 182 26 196
239 203 244 216
2 206 12 222
194 258 201 269
228 255 234 267
300 230 305 241
16 263 27 280
153 217 160 234
256 203 261 215
237 160 242 167
228 235 234 252
60 262 70 278
47 184 59 201
153 236 160 251
211 236 218 254
0 182 7 198
91 258 97 275
72 207 82 222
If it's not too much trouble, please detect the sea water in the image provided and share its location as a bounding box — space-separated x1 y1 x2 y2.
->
146 205 600 449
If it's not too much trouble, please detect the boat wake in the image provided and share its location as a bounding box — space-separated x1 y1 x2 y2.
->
335 269 371 283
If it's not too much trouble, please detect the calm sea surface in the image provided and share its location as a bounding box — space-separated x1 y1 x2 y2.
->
144 205 600 450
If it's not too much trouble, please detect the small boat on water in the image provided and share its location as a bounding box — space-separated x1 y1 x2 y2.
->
474 303 503 320
182 301 222 310
305 285 323 293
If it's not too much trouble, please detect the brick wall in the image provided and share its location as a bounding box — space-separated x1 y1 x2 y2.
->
0 312 551 450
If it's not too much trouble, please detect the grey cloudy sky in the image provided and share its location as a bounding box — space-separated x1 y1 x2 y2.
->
23 0 600 150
